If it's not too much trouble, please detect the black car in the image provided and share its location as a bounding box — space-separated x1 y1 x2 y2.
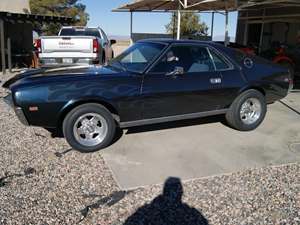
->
3 39 292 152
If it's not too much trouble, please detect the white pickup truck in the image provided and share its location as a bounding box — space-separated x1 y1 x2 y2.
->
36 27 116 66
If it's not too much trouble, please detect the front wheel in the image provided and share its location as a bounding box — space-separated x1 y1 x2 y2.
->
63 103 116 152
226 90 267 131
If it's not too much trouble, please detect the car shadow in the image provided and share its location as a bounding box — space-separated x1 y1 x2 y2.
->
123 177 208 225
46 115 228 152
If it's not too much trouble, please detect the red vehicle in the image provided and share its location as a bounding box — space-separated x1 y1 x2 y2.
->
261 43 296 80
216 42 256 55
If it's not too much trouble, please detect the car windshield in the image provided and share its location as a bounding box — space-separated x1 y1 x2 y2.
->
60 28 101 38
108 42 166 73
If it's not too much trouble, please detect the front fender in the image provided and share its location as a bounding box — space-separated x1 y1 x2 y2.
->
58 96 119 127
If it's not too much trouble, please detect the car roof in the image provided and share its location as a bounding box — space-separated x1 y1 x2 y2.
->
137 38 220 46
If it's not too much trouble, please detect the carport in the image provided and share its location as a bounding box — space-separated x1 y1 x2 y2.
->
0 12 73 74
113 0 238 44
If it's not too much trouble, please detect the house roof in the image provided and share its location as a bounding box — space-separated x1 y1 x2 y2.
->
0 11 74 24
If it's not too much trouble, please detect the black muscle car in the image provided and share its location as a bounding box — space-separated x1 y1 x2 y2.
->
3 39 292 152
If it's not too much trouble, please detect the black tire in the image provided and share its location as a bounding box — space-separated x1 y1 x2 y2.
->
102 51 106 64
63 103 116 153
225 89 267 131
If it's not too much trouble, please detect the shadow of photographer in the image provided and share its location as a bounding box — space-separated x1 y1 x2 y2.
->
124 177 208 225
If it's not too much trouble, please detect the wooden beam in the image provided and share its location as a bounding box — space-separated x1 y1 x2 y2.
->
7 38 12 73
0 19 5 75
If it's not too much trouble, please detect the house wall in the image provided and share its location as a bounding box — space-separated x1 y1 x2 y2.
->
236 7 300 49
236 7 300 51
0 0 30 14
5 21 33 52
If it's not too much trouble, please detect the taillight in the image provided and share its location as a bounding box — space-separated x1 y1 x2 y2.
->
35 39 42 53
93 39 99 53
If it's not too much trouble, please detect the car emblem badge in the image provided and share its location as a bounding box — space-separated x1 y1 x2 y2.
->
244 58 254 68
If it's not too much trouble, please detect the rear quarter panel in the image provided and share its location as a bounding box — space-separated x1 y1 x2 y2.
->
240 56 290 103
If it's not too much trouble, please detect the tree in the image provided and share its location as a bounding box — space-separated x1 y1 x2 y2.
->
165 12 208 38
30 0 89 35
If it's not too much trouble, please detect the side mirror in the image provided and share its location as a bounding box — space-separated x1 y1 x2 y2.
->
166 66 184 77
110 39 117 45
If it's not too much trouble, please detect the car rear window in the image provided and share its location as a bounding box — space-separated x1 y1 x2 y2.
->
209 49 231 70
59 28 101 38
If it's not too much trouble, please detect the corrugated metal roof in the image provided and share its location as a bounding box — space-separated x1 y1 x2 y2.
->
113 0 237 12
113 0 300 12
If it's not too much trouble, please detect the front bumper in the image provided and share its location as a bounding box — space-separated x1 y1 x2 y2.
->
3 94 29 126
14 107 29 126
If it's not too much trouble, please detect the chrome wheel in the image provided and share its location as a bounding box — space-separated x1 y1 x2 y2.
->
73 113 108 147
240 98 262 125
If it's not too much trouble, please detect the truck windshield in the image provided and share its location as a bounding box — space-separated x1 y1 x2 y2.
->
60 28 101 38
108 42 166 73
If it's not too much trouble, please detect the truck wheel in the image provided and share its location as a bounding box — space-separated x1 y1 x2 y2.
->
225 89 267 131
63 103 116 152
102 51 106 64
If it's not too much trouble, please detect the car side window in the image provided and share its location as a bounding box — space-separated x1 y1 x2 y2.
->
209 49 231 70
150 45 215 74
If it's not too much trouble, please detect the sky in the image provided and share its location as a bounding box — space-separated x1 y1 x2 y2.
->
81 0 238 40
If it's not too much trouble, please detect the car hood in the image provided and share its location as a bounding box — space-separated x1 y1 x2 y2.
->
2 65 121 89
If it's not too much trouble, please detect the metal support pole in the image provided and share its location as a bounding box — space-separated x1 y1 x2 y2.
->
211 12 215 41
225 11 229 46
177 10 181 40
243 12 249 46
184 0 188 8
0 19 5 74
130 11 133 45
7 38 11 73
259 9 266 54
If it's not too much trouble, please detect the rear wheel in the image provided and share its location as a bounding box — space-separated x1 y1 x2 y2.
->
63 103 116 152
226 90 267 131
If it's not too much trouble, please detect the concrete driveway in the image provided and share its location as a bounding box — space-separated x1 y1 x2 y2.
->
102 92 300 190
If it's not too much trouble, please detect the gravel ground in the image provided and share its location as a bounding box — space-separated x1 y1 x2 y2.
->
0 73 299 225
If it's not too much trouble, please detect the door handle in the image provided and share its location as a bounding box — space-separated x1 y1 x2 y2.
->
210 78 222 84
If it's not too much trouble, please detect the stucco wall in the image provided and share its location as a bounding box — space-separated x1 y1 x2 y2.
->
0 0 30 14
